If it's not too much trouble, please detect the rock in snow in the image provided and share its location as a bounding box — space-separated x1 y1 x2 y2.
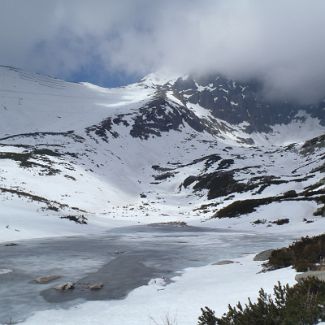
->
55 282 75 291
34 275 61 284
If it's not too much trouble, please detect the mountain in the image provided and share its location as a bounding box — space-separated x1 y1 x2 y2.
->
0 65 324 241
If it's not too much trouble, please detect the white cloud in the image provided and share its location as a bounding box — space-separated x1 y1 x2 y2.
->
1 0 325 102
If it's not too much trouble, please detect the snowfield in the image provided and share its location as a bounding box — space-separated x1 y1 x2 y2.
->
0 65 325 324
0 66 324 242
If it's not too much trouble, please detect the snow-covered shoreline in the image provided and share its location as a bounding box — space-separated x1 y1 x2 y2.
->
20 254 296 325
1 221 309 325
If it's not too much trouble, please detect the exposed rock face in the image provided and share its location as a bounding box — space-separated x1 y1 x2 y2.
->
171 74 325 133
85 74 325 142
60 215 88 224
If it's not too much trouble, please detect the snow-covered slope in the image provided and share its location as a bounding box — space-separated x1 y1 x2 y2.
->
0 66 325 241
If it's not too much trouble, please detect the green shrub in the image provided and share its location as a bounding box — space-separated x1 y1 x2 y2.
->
198 278 325 325
266 234 325 271
198 307 217 325
271 218 290 225
252 219 267 225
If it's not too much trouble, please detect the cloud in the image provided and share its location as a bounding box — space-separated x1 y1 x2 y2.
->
1 0 325 102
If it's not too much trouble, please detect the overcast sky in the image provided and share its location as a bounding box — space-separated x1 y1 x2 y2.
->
1 0 325 102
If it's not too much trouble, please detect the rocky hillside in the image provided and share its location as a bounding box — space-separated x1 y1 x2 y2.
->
0 65 324 241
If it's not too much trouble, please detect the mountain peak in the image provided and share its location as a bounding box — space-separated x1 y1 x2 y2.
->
140 70 181 87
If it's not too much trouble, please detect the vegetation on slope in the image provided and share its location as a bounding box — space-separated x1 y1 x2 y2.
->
265 234 325 272
198 278 325 325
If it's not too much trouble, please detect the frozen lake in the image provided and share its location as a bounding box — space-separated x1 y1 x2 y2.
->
0 224 294 324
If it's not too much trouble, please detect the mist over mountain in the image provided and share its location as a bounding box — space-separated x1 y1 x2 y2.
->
2 0 325 102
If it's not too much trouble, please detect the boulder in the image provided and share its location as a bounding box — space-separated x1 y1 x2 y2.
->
295 271 325 283
35 275 61 284
88 283 104 290
55 282 75 291
212 260 235 265
254 249 274 261
4 243 18 247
